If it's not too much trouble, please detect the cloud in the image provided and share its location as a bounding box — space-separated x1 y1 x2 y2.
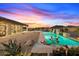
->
64 22 79 26
0 3 79 26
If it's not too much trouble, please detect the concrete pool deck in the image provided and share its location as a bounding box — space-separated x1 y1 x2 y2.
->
31 32 57 54
0 31 56 55
0 31 40 55
0 31 78 55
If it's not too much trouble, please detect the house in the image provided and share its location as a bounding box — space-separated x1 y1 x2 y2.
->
0 16 28 37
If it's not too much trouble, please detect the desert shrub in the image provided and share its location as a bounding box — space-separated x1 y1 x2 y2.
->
68 47 79 56
1 39 36 56
1 40 22 56
53 47 66 56
52 46 79 56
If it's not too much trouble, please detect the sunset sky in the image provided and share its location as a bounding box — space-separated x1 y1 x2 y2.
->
0 3 79 26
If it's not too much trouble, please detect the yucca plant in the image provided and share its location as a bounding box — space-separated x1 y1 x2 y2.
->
1 39 22 56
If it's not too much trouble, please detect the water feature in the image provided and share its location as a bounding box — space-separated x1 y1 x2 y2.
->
43 32 79 46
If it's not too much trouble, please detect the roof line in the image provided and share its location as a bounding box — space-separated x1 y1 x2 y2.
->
0 16 28 26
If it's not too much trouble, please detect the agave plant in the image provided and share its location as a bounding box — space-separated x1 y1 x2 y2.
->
1 39 22 56
1 39 36 56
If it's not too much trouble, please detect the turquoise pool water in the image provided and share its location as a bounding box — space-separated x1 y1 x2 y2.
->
43 32 79 46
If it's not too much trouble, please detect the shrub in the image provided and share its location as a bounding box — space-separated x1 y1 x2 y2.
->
1 40 22 56
52 46 79 56
53 47 66 56
68 47 79 56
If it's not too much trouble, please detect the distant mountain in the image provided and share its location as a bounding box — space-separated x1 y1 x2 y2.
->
67 25 79 28
26 23 52 28
51 25 79 28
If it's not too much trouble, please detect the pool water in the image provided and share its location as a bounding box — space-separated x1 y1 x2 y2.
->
43 32 79 46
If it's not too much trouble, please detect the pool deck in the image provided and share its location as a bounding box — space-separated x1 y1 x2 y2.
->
0 31 58 55
0 31 77 55
0 31 40 55
31 32 57 54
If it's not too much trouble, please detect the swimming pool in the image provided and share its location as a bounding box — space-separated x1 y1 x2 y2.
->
43 32 79 46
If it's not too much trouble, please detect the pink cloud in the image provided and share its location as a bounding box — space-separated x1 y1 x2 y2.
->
0 10 43 23
64 22 79 26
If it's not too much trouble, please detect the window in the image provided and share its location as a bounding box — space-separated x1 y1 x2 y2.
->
0 25 6 36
